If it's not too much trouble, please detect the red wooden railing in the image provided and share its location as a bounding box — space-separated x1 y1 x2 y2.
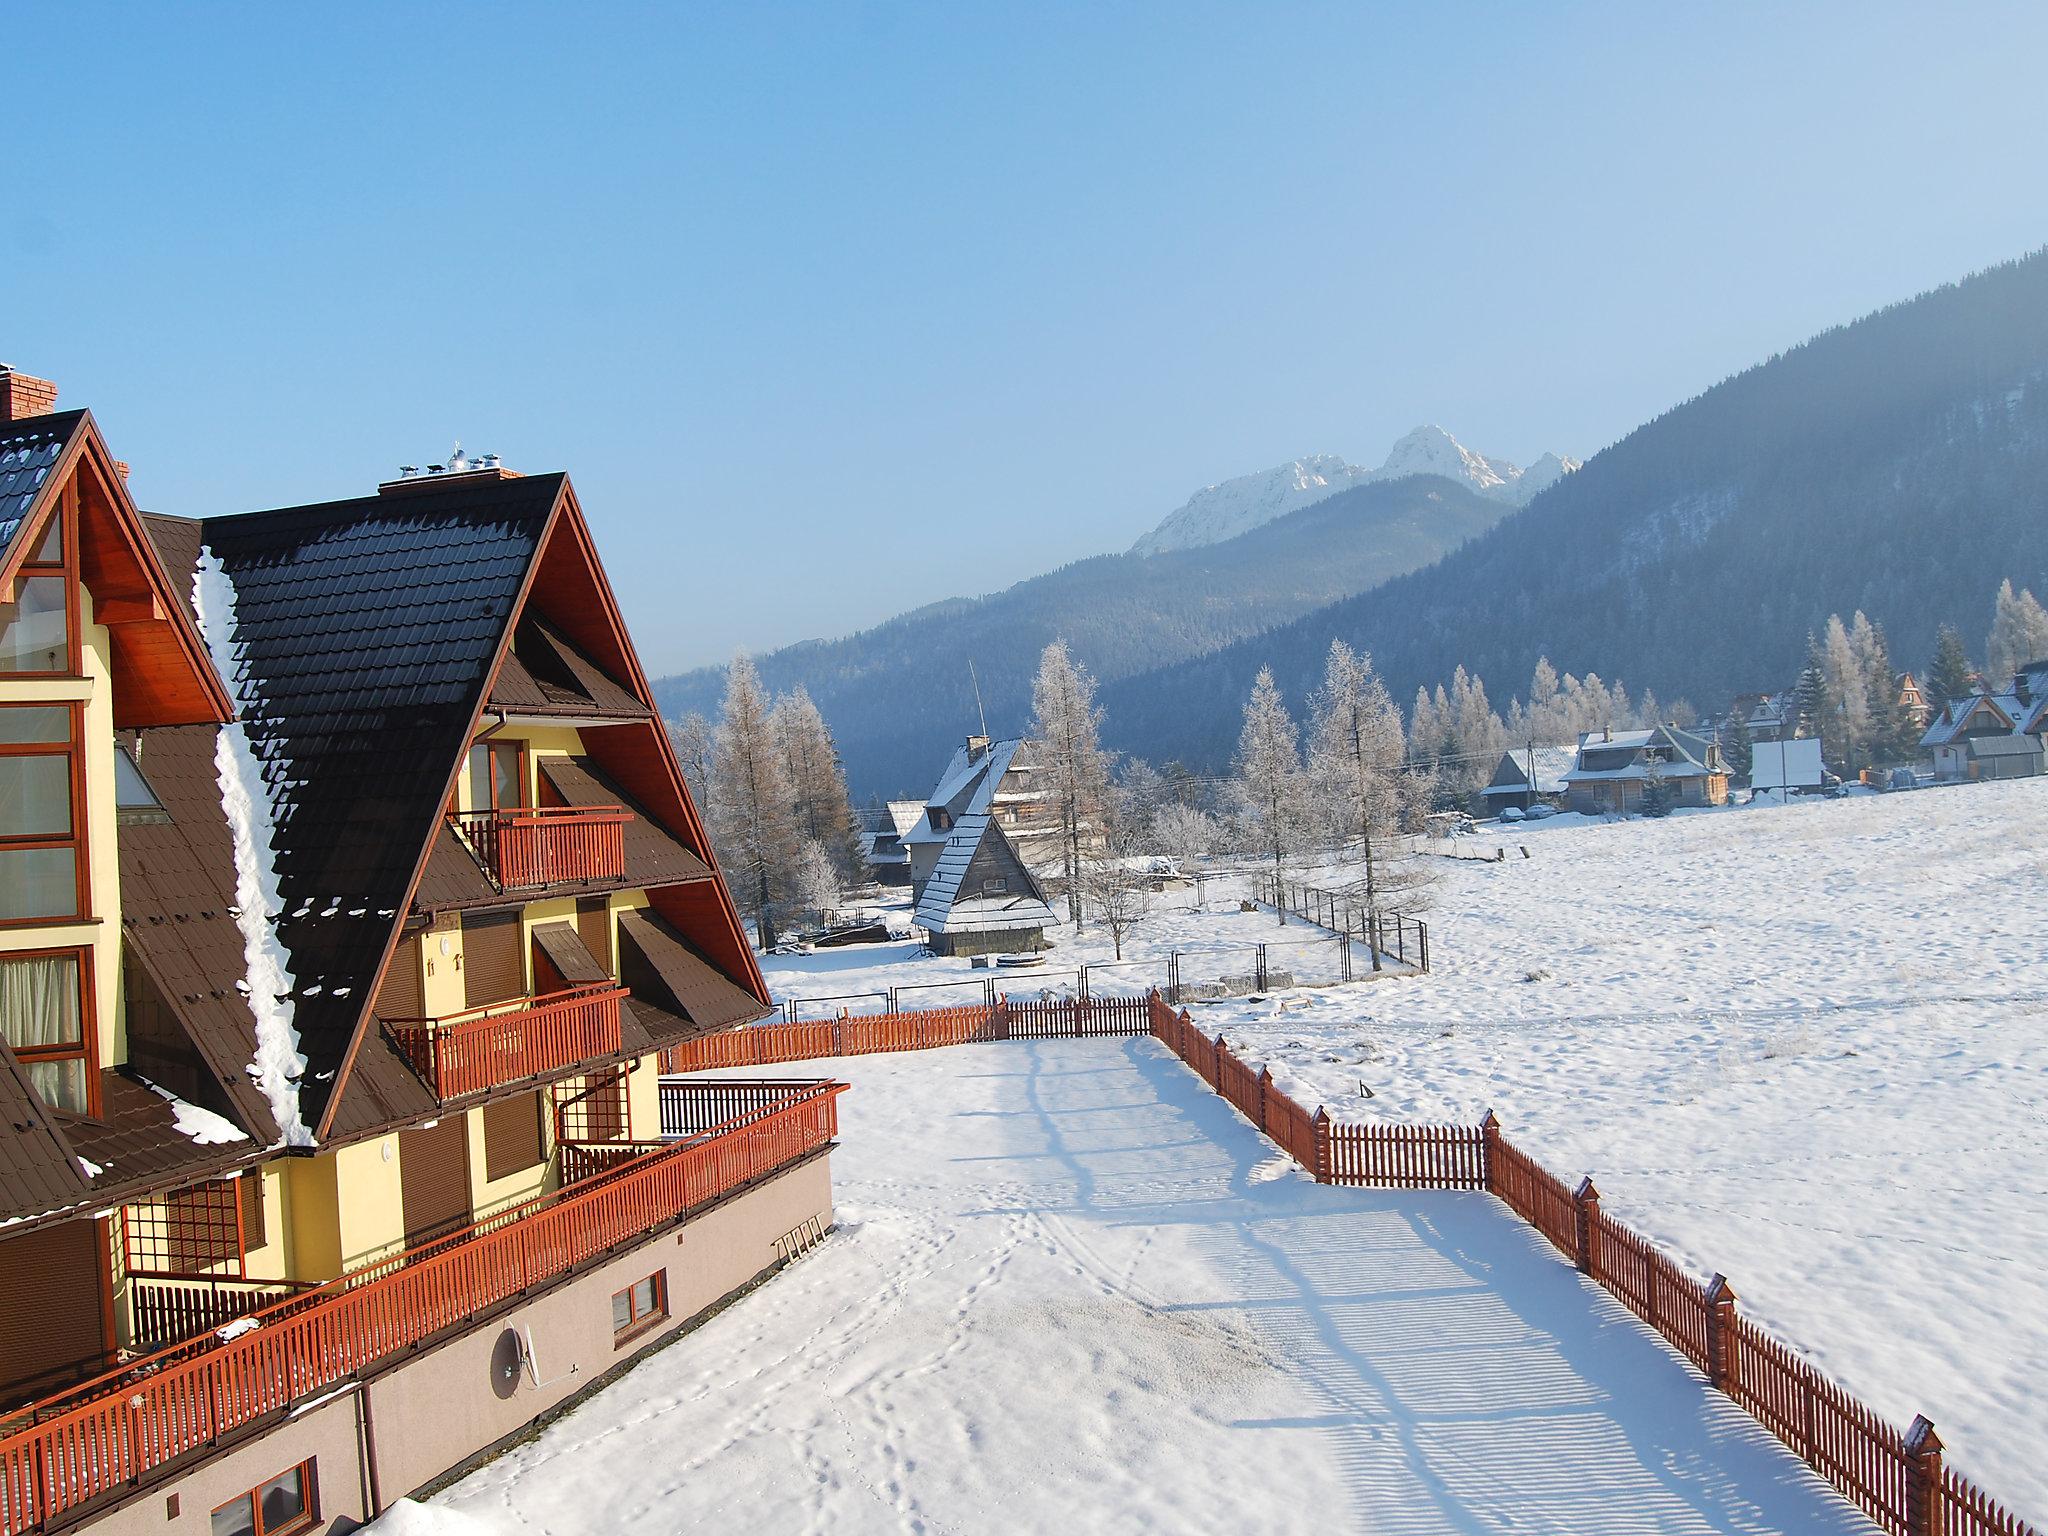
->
1134 991 2039 1536
0 1081 842 1536
660 995 1154 1073
385 984 626 1100
449 805 632 890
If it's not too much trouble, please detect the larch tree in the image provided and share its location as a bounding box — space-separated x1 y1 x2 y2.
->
1817 615 1871 774
667 711 713 809
1030 640 1112 925
1307 640 1433 967
1234 666 1304 912
1986 579 2048 685
709 653 802 951
771 684 865 886
1850 611 1908 763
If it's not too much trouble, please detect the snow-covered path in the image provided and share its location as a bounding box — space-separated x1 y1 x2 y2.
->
420 1041 1867 1534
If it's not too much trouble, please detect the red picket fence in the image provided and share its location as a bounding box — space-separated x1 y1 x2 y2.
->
1136 992 2038 1536
661 995 1152 1072
0 1082 843 1536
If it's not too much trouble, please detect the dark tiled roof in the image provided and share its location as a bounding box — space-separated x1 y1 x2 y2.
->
617 908 770 1033
540 757 715 887
414 820 502 910
0 411 82 565
117 725 282 1142
0 1043 91 1225
195 475 565 1130
64 1073 259 1207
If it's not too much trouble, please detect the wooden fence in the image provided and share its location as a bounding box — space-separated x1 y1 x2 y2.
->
1138 993 2036 1536
0 1082 843 1536
661 994 1151 1072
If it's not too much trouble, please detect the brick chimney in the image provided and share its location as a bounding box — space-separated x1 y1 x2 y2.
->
0 366 59 423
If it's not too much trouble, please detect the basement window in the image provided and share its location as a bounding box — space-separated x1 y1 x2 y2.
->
612 1271 667 1344
211 1461 316 1536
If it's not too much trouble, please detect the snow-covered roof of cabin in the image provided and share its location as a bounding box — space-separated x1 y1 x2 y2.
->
913 813 1058 935
1481 745 1575 797
1564 724 1718 782
887 799 926 837
1922 690 2023 747
903 738 1028 847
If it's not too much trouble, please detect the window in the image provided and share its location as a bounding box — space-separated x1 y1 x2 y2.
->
113 744 170 825
469 740 525 812
611 1271 667 1342
0 702 85 922
211 1461 315 1536
1 950 94 1114
0 504 75 675
239 1172 266 1251
982 877 1008 895
123 1180 245 1277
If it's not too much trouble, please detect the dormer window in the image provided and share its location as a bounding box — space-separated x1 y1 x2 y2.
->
115 743 170 825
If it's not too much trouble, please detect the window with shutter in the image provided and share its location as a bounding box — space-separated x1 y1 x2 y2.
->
483 1093 545 1181
399 1117 473 1248
462 911 525 1008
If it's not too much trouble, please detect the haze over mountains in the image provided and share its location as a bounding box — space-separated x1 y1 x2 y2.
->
657 249 2048 798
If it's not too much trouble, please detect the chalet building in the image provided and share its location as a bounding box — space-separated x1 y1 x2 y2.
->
1895 671 1933 734
903 736 1062 899
910 815 1058 956
1560 724 1731 814
1920 664 2048 780
856 800 922 887
0 368 840 1536
1476 746 1573 814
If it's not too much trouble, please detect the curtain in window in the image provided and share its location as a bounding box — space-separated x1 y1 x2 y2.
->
1 955 84 1111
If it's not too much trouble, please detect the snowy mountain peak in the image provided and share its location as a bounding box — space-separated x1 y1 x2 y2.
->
1131 426 1579 556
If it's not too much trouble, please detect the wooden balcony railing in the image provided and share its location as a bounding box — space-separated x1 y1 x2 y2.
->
128 1278 317 1354
449 805 632 890
384 984 627 1101
0 1080 845 1536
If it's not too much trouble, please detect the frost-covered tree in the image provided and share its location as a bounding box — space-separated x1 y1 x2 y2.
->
1307 641 1434 962
1817 616 1871 773
710 654 803 950
772 684 864 885
1148 802 1222 864
667 711 713 809
1234 667 1305 892
1073 789 1153 961
1850 612 1910 764
1986 579 2048 685
1926 624 1976 712
789 837 841 926
1030 640 1112 924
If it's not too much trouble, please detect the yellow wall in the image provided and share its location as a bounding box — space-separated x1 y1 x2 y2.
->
0 592 125 1070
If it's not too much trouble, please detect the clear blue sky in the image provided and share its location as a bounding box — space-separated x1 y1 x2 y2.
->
7 3 2047 673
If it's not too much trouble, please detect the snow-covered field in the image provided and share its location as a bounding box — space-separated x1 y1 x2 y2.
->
399 1042 1864 1534
760 781 2048 1517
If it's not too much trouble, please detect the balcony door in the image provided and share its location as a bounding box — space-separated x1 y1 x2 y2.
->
469 741 525 813
398 1116 472 1250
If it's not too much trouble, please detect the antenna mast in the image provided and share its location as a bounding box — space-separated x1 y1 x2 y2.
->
969 660 989 736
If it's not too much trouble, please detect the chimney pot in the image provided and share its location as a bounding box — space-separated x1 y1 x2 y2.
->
0 366 59 423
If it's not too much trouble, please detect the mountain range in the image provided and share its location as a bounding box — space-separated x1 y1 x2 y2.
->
657 249 2048 797
1130 427 1579 556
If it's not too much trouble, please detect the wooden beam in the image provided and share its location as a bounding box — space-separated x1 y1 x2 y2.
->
95 592 168 626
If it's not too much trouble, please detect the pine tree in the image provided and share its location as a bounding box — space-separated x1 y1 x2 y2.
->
1721 708 1754 780
1927 624 1976 712
1029 640 1112 925
709 654 803 950
1793 643 1826 741
771 685 865 885
1234 667 1303 904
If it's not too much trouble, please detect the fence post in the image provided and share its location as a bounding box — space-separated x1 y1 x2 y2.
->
1419 921 1429 973
1903 1416 1944 1536
1256 1066 1272 1132
1572 1176 1601 1275
1704 1274 1739 1393
1312 1107 1331 1183
1256 944 1268 992
1211 1034 1227 1089
1479 1109 1500 1191
833 1011 845 1056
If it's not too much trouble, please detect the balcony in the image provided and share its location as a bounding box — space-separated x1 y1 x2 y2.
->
0 1080 845 1536
449 804 632 890
384 983 627 1100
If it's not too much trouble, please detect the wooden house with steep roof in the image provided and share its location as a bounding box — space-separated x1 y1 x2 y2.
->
0 366 844 1536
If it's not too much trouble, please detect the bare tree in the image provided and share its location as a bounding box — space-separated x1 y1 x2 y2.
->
1148 802 1222 865
709 653 802 950
1030 640 1111 925
772 684 866 885
1073 791 1153 961
667 711 713 808
1233 667 1305 915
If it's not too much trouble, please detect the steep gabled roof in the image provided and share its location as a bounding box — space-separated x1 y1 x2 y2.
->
913 814 1057 936
904 738 1027 847
185 474 566 1133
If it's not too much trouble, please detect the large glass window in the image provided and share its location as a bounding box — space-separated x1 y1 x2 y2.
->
0 702 82 922
468 740 525 811
0 951 91 1114
0 505 74 675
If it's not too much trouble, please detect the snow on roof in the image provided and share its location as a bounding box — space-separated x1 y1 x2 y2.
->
1482 745 1576 796
904 739 1028 846
194 550 313 1148
886 799 926 836
913 813 1057 935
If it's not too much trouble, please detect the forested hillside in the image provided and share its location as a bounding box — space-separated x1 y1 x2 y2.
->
1101 251 2048 768
655 476 1507 793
